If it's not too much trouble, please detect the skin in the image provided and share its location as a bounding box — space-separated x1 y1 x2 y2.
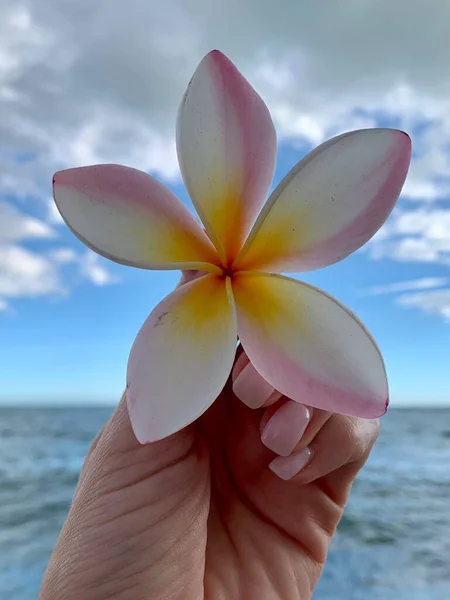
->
39 365 379 600
39 273 380 600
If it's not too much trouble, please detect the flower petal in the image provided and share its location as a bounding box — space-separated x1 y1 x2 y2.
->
233 273 388 418
127 274 237 442
235 129 411 273
53 164 221 271
177 50 277 263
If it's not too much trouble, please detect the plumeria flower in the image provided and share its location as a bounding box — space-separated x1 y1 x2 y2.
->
53 50 411 443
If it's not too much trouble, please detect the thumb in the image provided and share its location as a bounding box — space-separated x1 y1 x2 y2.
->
75 393 196 493
40 394 209 600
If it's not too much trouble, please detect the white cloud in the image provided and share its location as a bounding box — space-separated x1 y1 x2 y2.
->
363 277 449 296
0 244 64 300
0 201 55 240
370 209 450 265
48 247 78 265
1 0 450 206
367 209 450 322
0 202 117 310
396 289 450 323
46 196 64 224
0 203 63 307
79 252 119 286
1 0 450 316
49 247 119 286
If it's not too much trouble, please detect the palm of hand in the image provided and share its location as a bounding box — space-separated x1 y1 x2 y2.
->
202 391 343 600
40 377 371 600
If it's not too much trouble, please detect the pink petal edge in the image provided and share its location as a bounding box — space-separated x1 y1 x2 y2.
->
177 50 277 262
53 164 220 270
233 273 389 419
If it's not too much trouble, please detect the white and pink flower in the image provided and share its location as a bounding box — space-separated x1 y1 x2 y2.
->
53 50 411 443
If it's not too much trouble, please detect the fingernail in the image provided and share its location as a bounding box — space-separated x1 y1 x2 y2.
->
261 402 310 456
233 362 278 409
269 447 312 480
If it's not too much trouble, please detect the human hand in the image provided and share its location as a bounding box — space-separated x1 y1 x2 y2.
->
39 348 379 600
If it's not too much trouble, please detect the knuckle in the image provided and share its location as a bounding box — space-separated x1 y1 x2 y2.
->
343 417 380 457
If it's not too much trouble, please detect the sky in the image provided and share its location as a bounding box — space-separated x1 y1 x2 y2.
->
0 0 449 407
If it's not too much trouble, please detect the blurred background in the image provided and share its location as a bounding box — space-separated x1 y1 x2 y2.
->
0 1 449 598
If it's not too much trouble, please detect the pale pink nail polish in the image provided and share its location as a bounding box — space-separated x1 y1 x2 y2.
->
269 447 312 480
261 401 310 456
232 362 276 408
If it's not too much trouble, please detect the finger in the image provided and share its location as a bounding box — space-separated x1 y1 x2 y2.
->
74 420 107 497
75 393 199 501
259 400 332 456
73 391 138 496
268 414 379 484
40 393 207 600
231 351 282 408
71 391 203 515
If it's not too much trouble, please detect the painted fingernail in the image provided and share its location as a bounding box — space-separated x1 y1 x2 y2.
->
261 402 310 456
269 447 313 480
233 362 278 408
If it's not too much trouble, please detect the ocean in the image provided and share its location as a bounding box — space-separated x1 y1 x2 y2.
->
0 407 449 599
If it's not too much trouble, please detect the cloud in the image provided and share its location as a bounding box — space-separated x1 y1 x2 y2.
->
49 248 78 265
1 0 450 307
366 210 450 322
0 201 55 240
396 289 450 323
363 277 449 296
0 243 64 302
369 208 450 265
361 276 450 323
2 0 450 206
49 247 120 286
79 252 119 286
0 202 117 310
0 202 63 307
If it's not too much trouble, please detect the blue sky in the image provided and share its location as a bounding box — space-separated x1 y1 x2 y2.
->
1 1 449 407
